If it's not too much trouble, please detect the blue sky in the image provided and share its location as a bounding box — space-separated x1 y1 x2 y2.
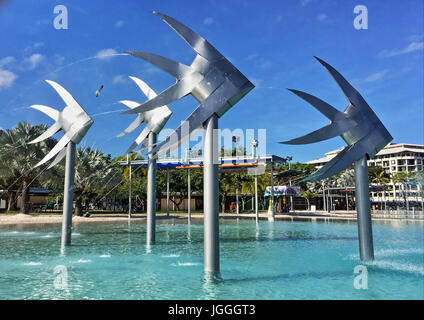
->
0 0 422 162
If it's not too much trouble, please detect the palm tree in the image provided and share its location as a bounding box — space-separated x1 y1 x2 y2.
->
372 171 390 210
240 176 254 211
67 146 118 216
0 122 56 214
391 172 408 209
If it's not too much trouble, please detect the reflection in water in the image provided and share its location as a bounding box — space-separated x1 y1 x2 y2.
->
187 224 192 243
268 221 275 241
202 271 223 299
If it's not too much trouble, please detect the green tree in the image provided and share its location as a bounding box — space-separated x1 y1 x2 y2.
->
301 190 319 210
0 122 56 214
67 146 118 216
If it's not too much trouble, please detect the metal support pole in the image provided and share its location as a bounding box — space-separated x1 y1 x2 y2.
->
203 114 219 276
346 193 349 212
289 162 294 213
322 184 326 212
147 132 157 245
327 189 331 213
255 173 258 222
188 168 191 223
128 154 132 218
236 176 239 214
61 141 76 247
166 168 170 217
269 162 275 221
354 156 374 261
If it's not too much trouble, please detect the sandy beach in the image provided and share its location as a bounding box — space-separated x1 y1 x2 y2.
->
0 211 422 226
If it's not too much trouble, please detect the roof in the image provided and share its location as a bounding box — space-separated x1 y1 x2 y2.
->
120 155 288 170
307 143 424 164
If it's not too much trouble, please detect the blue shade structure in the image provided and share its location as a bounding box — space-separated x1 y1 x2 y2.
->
280 57 393 182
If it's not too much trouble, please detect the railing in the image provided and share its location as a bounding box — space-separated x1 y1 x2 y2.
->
372 209 424 220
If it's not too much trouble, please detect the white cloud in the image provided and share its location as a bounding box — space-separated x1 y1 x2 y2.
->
246 53 258 61
33 42 44 50
115 20 125 28
54 55 65 65
203 17 214 25
96 48 118 60
258 60 272 69
113 75 127 84
317 13 327 22
249 77 263 88
0 56 16 68
24 42 45 55
301 0 313 7
354 70 388 84
407 34 424 42
24 53 45 70
0 69 18 91
379 41 424 58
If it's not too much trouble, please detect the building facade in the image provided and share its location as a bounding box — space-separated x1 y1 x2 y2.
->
306 143 424 205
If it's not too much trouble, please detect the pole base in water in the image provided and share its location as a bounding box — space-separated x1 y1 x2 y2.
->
354 156 374 261
61 142 76 247
147 132 157 245
203 115 220 275
268 199 274 222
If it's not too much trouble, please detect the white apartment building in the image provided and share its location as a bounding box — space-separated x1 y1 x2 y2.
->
306 143 424 204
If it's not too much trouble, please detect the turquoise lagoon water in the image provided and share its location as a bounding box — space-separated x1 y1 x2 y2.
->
0 218 423 300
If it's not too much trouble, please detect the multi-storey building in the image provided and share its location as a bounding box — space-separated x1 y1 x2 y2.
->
306 143 424 205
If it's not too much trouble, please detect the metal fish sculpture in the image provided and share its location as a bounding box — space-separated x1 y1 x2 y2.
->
118 76 172 154
28 80 93 168
121 11 254 157
280 57 393 181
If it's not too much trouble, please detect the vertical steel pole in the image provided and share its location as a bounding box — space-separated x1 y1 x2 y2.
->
61 141 76 247
354 156 374 261
188 167 191 223
289 162 294 213
346 192 349 212
166 168 170 217
236 176 239 214
322 183 326 212
203 114 219 276
255 173 258 222
128 154 132 218
147 132 157 245
269 162 275 221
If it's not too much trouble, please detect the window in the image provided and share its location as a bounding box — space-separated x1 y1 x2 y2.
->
391 160 395 164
